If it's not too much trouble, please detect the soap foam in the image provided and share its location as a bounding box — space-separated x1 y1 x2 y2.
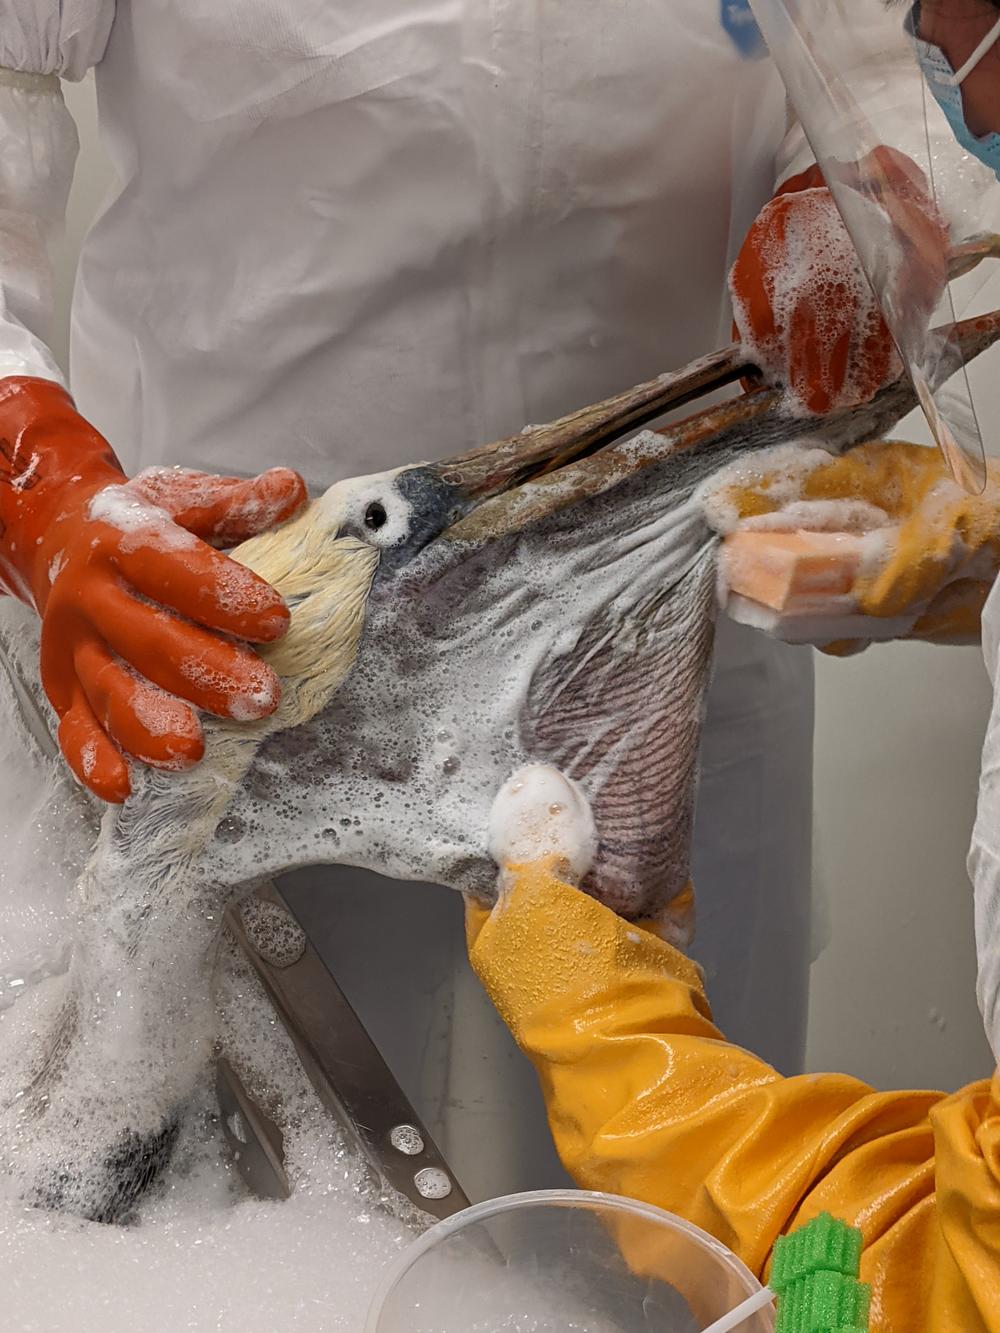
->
0 602 416 1331
127 675 202 744
698 442 837 535
488 764 596 884
0 627 92 1015
735 500 890 534
88 484 200 555
0 948 415 1333
47 550 66 586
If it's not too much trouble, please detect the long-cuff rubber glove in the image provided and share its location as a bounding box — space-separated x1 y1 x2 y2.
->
730 148 948 416
703 438 1000 655
0 376 307 802
467 767 1000 1331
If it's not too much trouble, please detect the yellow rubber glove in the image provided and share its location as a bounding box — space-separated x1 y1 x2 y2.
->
466 864 1000 1331
704 440 1000 655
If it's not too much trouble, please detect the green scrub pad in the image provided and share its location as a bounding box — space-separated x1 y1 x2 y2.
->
771 1213 871 1333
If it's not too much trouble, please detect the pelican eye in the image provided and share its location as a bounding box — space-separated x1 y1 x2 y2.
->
364 502 388 531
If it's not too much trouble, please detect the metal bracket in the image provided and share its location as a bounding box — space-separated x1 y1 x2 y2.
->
216 1056 291 1201
225 882 470 1222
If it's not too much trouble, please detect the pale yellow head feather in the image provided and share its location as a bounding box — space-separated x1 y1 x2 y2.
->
234 493 380 728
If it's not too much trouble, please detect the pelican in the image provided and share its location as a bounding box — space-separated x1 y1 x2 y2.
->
1 307 998 1223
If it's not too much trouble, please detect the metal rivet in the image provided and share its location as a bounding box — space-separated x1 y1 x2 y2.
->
390 1124 425 1156
414 1167 452 1200
239 898 307 968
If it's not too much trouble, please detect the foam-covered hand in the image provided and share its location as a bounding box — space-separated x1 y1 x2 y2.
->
704 439 1000 654
730 149 948 415
486 763 694 945
488 764 598 889
0 377 307 802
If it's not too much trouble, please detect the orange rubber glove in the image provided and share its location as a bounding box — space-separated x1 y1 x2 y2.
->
730 148 948 415
466 865 1000 1331
0 376 307 802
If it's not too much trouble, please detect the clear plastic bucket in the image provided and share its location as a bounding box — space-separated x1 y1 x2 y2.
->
365 1189 775 1332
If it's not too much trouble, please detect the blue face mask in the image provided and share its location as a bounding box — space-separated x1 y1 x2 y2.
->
908 4 1000 178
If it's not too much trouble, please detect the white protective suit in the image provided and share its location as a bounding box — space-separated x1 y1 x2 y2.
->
971 577 1000 1071
0 0 898 1201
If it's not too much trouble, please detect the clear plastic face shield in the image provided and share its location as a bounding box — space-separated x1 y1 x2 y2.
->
748 0 1000 493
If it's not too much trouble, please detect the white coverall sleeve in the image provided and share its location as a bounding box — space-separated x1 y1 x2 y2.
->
969 577 1000 1070
0 3 115 385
